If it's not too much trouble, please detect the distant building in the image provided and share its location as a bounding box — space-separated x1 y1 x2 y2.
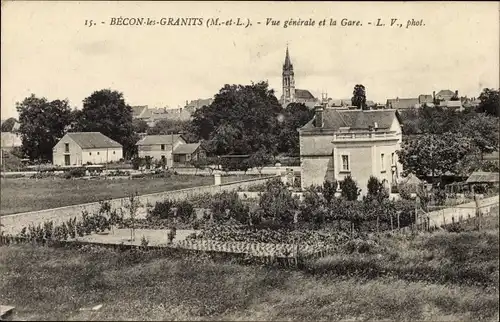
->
386 97 419 110
131 105 193 126
0 132 22 153
52 132 123 166
172 143 206 166
280 46 319 108
435 89 458 102
184 98 214 114
136 134 187 168
298 105 403 196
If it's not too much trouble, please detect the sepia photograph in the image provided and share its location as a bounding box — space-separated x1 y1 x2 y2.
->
1 1 499 321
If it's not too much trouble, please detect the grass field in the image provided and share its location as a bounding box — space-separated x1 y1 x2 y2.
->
0 175 256 215
0 228 498 321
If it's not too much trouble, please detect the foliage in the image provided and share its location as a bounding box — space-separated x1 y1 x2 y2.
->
73 89 137 159
148 199 174 220
16 95 73 161
131 156 145 170
190 82 282 155
1 117 17 132
366 176 389 202
65 167 86 179
351 84 367 110
140 235 149 247
144 156 153 169
397 133 472 179
277 103 315 155
258 178 299 225
458 113 499 157
175 200 195 223
210 191 249 224
322 180 338 204
167 225 177 244
299 186 327 227
220 156 249 173
245 149 273 173
340 176 361 201
132 119 149 133
478 88 499 117
147 119 191 137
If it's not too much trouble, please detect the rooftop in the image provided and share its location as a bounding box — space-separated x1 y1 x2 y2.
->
136 134 185 146
173 143 201 155
66 132 122 149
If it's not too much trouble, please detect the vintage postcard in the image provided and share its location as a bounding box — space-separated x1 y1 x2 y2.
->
1 1 499 321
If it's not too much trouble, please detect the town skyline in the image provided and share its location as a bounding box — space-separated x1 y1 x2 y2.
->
2 1 499 119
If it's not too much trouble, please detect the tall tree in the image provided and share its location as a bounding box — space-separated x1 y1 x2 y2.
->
459 113 499 159
351 84 367 110
16 95 73 161
278 102 314 155
132 119 149 134
190 81 282 155
478 88 499 117
397 133 471 182
1 118 17 132
75 89 137 158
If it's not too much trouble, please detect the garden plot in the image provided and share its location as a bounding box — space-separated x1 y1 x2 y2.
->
74 228 197 246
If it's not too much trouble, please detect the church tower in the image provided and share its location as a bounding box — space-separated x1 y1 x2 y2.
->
282 46 295 106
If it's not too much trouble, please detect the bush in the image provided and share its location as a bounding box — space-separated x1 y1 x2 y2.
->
340 176 361 201
366 176 389 202
210 191 249 224
65 167 86 179
148 200 174 220
258 178 299 226
175 200 195 223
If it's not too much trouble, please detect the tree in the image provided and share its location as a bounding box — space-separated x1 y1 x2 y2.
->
322 180 338 204
478 88 499 117
258 178 299 226
278 102 314 155
366 176 389 202
246 149 272 175
190 82 282 155
1 118 17 132
74 89 137 159
133 119 149 134
397 133 472 182
459 113 499 159
351 84 367 110
16 95 73 161
340 176 361 201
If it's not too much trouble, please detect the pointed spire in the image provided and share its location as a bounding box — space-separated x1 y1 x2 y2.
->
284 45 292 69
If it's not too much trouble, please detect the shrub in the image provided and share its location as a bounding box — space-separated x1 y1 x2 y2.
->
141 236 149 247
366 176 389 202
176 200 195 223
340 175 361 201
258 178 299 226
148 200 174 220
322 180 338 204
65 167 86 179
167 225 177 244
210 191 249 224
398 183 414 200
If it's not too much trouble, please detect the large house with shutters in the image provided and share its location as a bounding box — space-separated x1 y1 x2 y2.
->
52 132 123 166
298 105 404 196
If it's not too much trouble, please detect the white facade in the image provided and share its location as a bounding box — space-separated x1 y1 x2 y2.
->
52 134 123 166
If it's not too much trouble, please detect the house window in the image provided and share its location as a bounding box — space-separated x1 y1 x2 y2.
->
97 152 100 155
161 144 165 151
391 153 395 165
341 155 350 172
113 151 115 155
381 153 386 172
65 143 69 153
89 152 92 156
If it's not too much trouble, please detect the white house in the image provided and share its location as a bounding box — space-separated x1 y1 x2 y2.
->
298 105 404 196
52 132 123 166
136 134 186 167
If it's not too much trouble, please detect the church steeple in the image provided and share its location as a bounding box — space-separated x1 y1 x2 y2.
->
281 45 295 107
284 45 292 70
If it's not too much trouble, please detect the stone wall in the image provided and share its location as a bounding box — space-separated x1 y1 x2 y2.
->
0 175 278 235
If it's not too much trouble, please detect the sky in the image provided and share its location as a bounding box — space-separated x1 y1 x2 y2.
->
1 1 499 119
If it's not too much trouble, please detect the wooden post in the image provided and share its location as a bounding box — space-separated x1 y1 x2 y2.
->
397 212 400 230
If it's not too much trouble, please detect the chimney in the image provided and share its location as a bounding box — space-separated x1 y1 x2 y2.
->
185 100 188 106
455 90 458 96
433 91 436 99
315 104 324 128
